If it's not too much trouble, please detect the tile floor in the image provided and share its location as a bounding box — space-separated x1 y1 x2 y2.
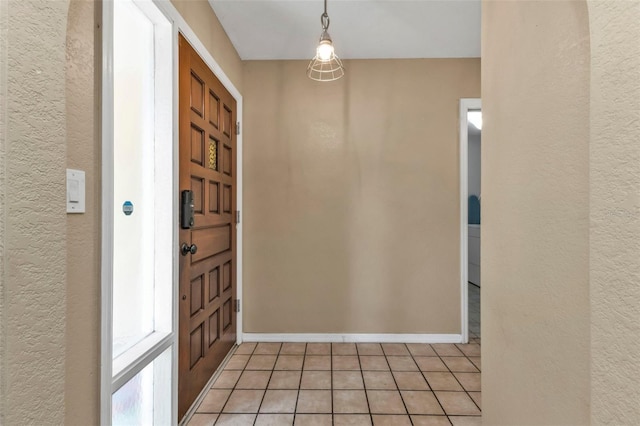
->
188 340 481 426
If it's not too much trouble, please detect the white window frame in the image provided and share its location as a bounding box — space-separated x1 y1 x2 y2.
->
101 0 176 424
101 1 245 424
459 98 482 344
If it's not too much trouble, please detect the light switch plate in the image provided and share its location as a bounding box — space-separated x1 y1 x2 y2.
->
67 169 86 213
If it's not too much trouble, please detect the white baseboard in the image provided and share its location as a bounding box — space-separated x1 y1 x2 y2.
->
241 333 463 344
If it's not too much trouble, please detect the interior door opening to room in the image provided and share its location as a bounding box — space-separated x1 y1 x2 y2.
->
459 98 482 344
178 33 239 420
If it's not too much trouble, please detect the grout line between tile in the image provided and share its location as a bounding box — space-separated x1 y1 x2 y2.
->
292 343 307 425
251 343 279 425
381 343 414 425
213 343 257 422
428 343 481 417
330 343 334 425
407 344 452 425
355 343 374 426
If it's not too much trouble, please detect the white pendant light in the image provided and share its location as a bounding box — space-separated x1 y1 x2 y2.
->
307 0 345 82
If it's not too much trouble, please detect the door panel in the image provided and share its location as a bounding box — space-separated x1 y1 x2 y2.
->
178 33 237 421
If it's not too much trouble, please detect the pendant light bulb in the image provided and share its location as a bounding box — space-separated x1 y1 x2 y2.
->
317 40 335 62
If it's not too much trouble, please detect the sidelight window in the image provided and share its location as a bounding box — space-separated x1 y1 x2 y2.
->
102 0 175 424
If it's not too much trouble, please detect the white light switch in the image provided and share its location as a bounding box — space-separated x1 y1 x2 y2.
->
67 169 86 214
68 180 80 202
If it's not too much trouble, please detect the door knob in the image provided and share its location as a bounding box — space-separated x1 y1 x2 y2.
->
181 243 198 256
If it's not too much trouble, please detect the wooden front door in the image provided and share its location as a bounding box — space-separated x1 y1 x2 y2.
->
178 33 238 420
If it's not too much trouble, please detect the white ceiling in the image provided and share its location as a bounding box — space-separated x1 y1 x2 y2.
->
208 0 481 60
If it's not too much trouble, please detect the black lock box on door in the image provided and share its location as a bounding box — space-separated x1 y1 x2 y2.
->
181 190 195 229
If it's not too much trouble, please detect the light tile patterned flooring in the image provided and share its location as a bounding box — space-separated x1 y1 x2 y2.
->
188 340 481 426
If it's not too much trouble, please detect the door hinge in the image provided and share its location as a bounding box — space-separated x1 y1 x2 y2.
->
235 299 241 313
236 210 241 224
236 121 241 135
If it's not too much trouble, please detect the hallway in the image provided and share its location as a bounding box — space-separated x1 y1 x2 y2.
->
188 342 481 425
468 283 480 339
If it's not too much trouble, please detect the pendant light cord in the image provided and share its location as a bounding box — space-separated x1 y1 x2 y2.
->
321 0 330 30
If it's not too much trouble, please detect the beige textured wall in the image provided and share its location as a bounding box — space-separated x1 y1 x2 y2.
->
171 0 243 92
1 0 70 423
243 59 480 334
0 0 7 417
0 0 241 424
588 0 640 423
65 0 100 424
481 1 591 424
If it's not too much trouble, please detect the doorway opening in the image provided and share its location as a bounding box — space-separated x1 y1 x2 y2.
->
459 99 482 343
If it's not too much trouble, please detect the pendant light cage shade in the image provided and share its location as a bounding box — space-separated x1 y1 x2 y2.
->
307 54 345 82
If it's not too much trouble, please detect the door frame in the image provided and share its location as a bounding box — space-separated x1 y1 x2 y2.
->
158 0 244 345
459 98 481 344
100 1 176 423
100 1 244 423
161 3 245 347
